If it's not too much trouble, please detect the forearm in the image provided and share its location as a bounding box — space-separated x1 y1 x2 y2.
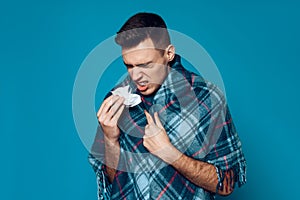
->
159 146 233 195
173 152 217 192
104 138 120 183
143 111 234 195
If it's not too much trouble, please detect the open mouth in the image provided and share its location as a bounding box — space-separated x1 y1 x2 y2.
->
136 81 148 91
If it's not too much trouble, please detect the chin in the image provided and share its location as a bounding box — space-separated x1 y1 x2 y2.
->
140 90 153 96
140 87 158 96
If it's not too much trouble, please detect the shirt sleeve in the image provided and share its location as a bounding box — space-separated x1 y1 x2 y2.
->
88 154 112 200
88 125 112 200
202 86 247 189
192 81 247 189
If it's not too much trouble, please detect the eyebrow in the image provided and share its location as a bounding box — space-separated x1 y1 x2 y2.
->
123 61 152 68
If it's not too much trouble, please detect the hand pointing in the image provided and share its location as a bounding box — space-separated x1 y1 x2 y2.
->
143 110 182 163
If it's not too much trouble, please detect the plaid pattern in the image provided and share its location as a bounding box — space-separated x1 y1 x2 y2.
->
89 55 246 200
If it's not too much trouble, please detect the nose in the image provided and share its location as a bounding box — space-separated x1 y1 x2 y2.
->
130 67 142 81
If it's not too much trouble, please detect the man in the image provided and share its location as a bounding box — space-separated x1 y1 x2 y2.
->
89 12 246 200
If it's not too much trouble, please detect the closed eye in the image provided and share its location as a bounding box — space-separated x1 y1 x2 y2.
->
136 62 153 68
123 62 133 69
123 61 153 69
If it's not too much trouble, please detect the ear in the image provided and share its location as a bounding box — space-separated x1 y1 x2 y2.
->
165 45 175 62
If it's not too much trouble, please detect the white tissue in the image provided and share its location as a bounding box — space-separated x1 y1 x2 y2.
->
111 85 142 107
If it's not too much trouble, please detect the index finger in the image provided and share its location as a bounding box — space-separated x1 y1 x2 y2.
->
144 110 154 125
97 95 114 117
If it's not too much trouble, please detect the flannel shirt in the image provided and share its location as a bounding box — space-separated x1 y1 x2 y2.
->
89 55 246 200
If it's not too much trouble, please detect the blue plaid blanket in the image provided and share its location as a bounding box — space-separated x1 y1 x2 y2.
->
89 55 246 200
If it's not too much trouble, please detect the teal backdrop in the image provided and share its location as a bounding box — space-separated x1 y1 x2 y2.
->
1 0 299 199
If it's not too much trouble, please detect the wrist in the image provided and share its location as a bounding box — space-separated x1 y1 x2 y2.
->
158 145 183 164
104 136 120 147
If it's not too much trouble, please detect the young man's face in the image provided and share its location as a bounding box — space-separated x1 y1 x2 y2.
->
122 38 174 96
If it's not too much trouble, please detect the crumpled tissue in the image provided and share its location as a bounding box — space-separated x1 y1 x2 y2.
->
111 85 141 107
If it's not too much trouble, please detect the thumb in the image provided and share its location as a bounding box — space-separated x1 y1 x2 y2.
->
144 110 154 124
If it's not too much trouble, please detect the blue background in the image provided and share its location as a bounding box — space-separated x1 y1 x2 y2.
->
1 0 299 199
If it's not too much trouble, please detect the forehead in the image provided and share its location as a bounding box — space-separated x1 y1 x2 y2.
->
122 38 161 64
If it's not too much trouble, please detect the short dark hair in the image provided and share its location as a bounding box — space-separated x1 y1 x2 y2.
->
115 12 171 49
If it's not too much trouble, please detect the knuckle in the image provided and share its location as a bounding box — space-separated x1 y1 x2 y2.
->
102 121 109 126
106 112 113 119
102 119 111 126
103 97 111 104
118 97 124 103
110 107 116 114
143 140 148 147
112 95 119 101
98 116 104 123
